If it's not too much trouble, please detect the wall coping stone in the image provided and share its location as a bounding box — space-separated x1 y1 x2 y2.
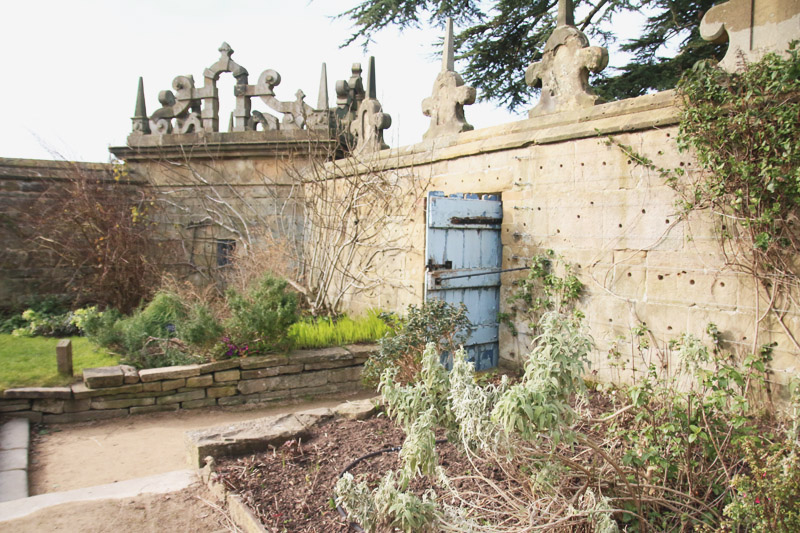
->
139 365 202 383
83 366 124 389
3 388 72 400
71 383 143 399
326 90 679 176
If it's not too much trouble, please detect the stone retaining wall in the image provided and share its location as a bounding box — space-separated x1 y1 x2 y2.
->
0 345 374 424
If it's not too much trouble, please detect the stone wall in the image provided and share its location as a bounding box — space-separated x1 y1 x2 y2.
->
0 345 372 423
327 89 799 394
0 158 141 311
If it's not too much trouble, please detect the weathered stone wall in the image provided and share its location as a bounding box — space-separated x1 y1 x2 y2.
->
329 90 799 393
0 158 141 312
111 131 335 286
0 345 372 423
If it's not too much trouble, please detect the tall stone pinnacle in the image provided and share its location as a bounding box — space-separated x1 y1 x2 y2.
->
317 63 329 110
366 56 377 100
131 76 151 134
135 77 147 117
442 17 455 72
557 0 574 27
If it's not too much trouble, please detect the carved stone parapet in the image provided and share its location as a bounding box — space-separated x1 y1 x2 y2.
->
133 42 332 139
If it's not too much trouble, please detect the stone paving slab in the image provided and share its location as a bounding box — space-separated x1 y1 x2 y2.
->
0 418 29 503
0 449 28 472
0 469 198 522
0 419 29 451
0 470 27 504
185 408 334 468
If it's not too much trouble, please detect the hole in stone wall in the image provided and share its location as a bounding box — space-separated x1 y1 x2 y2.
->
720 282 725 287
641 209 646 214
577 214 580 218
658 275 664 280
666 219 670 224
590 201 594 205
618 223 623 228
537 207 541 211
667 326 673 331
627 272 632 277
556 229 560 233
690 279 695 285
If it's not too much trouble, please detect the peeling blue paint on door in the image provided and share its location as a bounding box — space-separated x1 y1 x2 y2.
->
425 191 502 370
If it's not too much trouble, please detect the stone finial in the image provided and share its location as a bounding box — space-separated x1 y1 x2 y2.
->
350 57 391 155
317 63 329 110
524 0 608 117
421 18 476 140
131 77 150 135
700 0 800 73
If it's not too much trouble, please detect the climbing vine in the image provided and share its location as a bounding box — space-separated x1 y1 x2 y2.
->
610 45 800 350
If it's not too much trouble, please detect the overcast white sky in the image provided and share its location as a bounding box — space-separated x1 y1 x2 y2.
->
1 1 645 163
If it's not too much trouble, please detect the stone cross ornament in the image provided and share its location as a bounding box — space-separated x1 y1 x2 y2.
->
421 18 476 139
700 0 800 73
343 57 392 155
525 0 608 117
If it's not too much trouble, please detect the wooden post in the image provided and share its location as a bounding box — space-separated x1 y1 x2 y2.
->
56 339 73 377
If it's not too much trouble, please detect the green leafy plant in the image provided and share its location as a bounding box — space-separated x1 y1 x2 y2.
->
361 299 471 386
223 272 298 356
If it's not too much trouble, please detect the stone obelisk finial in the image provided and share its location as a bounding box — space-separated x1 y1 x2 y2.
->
131 77 151 134
524 0 608 117
442 17 455 71
557 0 574 26
366 56 377 99
421 17 476 140
317 63 329 110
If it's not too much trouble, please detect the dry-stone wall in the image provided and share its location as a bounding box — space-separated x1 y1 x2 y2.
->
0 345 373 423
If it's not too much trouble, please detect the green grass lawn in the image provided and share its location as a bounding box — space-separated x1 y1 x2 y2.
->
0 334 118 391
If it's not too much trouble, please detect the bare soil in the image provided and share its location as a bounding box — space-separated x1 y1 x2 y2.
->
215 416 508 533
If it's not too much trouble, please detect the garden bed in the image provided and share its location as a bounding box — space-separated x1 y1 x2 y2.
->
214 415 508 532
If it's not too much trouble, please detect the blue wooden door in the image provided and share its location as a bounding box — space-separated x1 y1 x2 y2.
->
425 191 502 370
